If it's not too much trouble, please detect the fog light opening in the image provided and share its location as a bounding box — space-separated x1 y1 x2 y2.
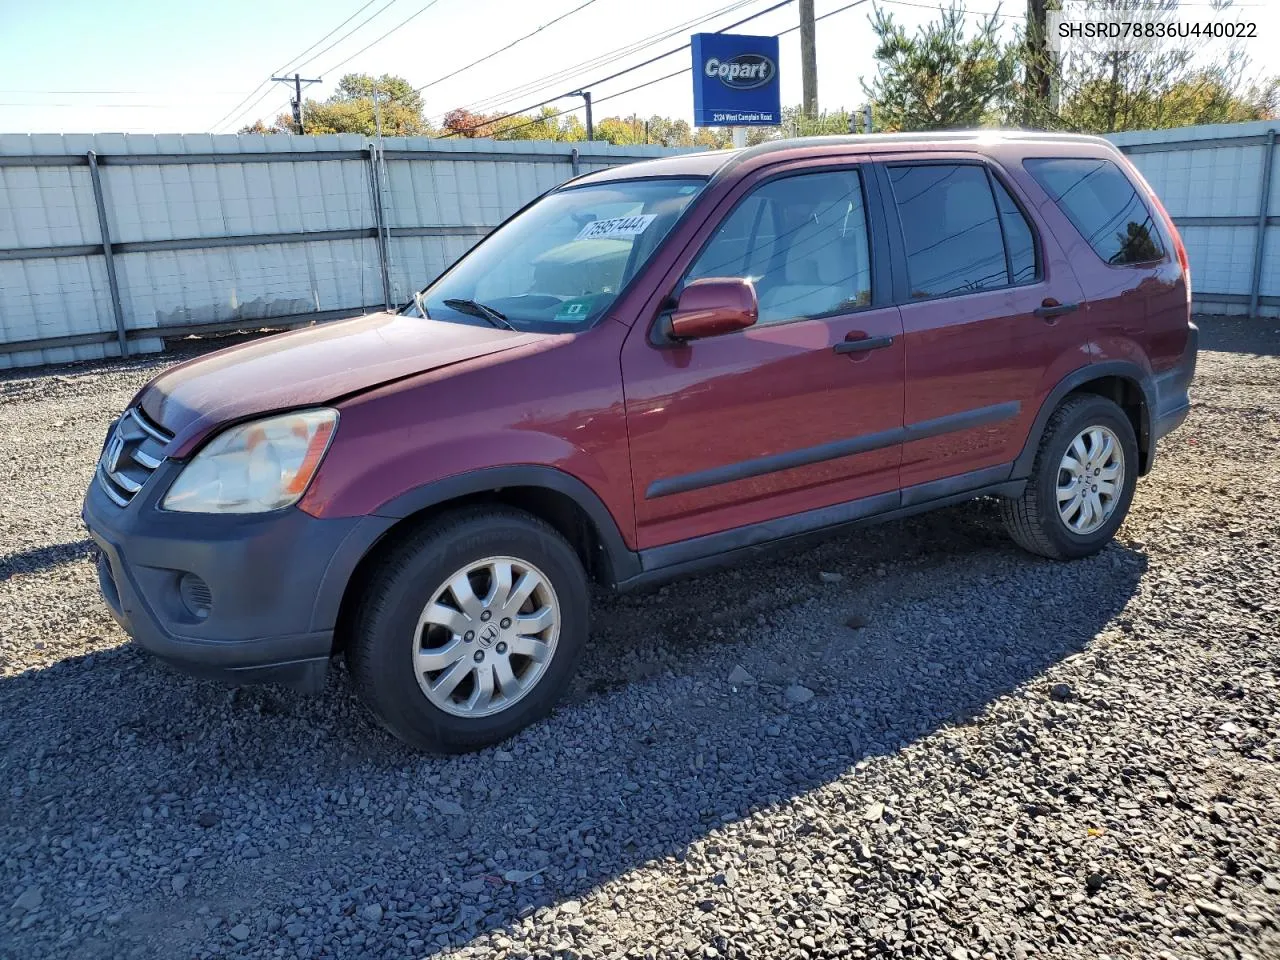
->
179 573 213 620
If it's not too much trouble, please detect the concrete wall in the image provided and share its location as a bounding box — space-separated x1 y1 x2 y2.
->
0 134 691 369
1107 120 1279 319
3 122 1275 369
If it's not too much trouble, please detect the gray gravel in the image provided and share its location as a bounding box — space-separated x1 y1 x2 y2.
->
2 318 1279 960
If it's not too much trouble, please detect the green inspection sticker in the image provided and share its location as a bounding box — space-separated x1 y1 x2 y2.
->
553 297 597 322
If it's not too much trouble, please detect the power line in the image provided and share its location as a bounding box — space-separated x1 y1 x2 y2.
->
218 0 447 133
289 0 403 76
0 89 246 96
272 0 388 76
208 0 404 133
239 98 296 131
482 0 869 139
415 0 602 94
427 0 760 122
214 83 292 133
875 0 1020 20
441 0 796 138
0 102 211 109
272 74 324 133
209 82 285 134
311 0 447 78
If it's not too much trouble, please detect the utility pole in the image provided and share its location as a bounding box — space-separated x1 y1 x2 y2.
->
799 0 818 117
571 90 593 140
271 72 321 134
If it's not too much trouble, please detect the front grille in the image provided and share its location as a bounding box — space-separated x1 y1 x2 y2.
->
97 408 172 507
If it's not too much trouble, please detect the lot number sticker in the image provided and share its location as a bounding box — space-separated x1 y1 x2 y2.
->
575 214 656 241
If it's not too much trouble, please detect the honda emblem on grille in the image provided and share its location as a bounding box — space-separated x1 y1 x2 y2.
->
103 433 125 475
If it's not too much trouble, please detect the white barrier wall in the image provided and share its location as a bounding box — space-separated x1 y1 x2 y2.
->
2 123 1275 369
0 134 691 369
1107 120 1279 319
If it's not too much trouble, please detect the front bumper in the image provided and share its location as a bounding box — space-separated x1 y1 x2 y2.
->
83 459 395 691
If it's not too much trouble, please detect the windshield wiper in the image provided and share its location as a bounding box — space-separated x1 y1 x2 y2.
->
443 298 515 330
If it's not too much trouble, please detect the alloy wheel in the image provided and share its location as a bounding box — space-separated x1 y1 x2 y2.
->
1056 424 1125 535
413 556 560 718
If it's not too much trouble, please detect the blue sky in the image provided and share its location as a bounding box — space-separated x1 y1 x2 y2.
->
0 0 1273 135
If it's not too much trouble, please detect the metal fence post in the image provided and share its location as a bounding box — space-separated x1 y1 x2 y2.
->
570 147 580 177
1249 128 1277 318
366 145 393 311
86 151 128 357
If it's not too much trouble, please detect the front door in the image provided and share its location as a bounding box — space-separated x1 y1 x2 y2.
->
620 163 906 551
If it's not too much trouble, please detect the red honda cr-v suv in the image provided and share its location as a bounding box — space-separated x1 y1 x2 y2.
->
84 132 1196 751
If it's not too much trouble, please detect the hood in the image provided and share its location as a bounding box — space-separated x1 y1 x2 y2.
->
139 311 540 455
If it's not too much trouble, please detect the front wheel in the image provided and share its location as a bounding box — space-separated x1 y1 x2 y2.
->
1001 394 1139 560
347 507 589 752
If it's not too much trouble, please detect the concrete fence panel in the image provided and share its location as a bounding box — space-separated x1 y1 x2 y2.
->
4 123 1275 369
0 133 690 369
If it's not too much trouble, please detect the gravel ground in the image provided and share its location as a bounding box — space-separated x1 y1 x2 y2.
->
1 318 1278 960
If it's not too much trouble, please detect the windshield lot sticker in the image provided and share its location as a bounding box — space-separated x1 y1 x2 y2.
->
553 297 597 322
574 214 656 241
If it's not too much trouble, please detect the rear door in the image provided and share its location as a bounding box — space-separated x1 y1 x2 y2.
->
1022 154 1189 373
619 158 906 550
876 157 1088 493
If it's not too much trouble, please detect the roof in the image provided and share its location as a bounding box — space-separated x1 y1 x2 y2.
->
569 130 1119 186
567 149 728 184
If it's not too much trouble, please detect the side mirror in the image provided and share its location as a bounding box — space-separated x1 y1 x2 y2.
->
668 278 758 341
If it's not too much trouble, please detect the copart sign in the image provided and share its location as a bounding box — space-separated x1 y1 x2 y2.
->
691 32 782 127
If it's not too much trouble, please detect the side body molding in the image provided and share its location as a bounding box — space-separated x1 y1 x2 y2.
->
374 465 643 585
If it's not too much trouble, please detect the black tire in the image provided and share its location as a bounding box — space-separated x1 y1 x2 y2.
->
1000 393 1139 560
347 507 589 753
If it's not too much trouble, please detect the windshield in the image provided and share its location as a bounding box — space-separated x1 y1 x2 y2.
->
410 178 705 332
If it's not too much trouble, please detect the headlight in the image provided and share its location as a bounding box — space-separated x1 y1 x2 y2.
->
162 409 338 513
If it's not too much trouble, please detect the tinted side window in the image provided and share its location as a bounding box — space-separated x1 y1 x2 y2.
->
687 170 871 325
991 176 1037 284
1025 157 1165 265
889 164 1009 298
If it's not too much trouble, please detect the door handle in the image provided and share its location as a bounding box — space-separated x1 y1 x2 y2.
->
1033 300 1080 319
833 335 894 355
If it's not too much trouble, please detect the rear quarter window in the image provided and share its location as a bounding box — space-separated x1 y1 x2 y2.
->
1024 157 1165 266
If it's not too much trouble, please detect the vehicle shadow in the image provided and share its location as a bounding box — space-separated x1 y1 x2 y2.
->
0 501 1147 959
1195 314 1280 357
0 539 95 582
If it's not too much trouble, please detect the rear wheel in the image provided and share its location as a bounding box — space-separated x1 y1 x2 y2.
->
347 507 589 752
1001 394 1139 560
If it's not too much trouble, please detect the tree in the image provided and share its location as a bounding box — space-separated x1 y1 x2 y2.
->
594 117 645 145
1055 70 1277 133
439 106 586 141
305 73 429 136
862 2 1017 131
440 108 488 137
1011 0 1277 133
237 117 288 135
861 0 1275 134
240 73 431 136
